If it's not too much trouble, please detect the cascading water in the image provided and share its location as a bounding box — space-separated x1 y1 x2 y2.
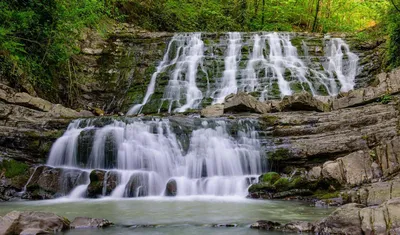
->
46 118 265 198
128 32 359 114
160 33 206 113
212 32 241 104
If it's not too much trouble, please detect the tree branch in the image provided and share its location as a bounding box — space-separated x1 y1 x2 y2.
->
390 0 400 13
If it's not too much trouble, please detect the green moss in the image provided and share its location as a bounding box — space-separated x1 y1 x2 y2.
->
248 182 275 193
260 172 281 184
261 115 279 126
314 190 340 199
273 177 290 191
0 160 29 178
288 176 308 189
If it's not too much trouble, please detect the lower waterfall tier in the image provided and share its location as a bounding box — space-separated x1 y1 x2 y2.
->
40 117 267 198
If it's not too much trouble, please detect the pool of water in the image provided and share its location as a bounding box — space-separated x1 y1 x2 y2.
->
0 196 333 234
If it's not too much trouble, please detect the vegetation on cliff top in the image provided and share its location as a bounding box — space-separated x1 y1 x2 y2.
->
0 0 398 104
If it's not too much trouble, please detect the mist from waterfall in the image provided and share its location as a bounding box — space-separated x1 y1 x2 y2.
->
128 32 359 114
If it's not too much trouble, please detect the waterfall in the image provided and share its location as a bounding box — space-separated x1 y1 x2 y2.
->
128 32 359 114
212 32 241 104
46 118 265 198
161 33 205 113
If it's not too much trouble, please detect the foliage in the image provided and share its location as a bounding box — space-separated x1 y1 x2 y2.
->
379 94 393 104
0 159 29 178
0 0 107 100
386 5 400 69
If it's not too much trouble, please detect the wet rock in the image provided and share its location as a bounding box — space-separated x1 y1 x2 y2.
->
165 179 177 197
272 189 313 199
212 223 238 227
278 92 331 112
87 170 118 198
0 211 70 234
200 104 224 117
224 93 271 114
70 217 113 229
250 220 281 230
282 221 315 232
126 173 149 197
315 203 364 235
24 166 88 199
20 228 50 235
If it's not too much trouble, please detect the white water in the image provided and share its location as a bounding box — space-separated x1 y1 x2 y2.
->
129 32 359 113
161 33 205 113
212 32 241 104
46 118 264 198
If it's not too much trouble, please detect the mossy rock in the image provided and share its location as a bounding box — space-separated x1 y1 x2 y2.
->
268 148 292 161
248 182 276 193
260 172 281 184
0 159 29 178
288 176 309 189
261 115 279 126
272 177 290 191
313 190 340 199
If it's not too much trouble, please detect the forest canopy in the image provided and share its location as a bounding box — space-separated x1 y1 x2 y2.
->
0 0 398 99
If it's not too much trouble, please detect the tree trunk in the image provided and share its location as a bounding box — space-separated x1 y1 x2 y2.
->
312 0 321 32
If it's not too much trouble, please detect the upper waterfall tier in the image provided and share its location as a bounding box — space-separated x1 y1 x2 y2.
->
46 117 267 198
128 32 359 114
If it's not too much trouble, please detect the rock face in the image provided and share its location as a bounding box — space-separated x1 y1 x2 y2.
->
224 93 271 114
0 211 70 235
263 102 398 169
70 217 113 229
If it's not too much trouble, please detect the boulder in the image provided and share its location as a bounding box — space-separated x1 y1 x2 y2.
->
165 179 177 197
200 104 224 117
307 166 322 180
315 203 364 235
224 93 271 114
320 150 376 187
87 170 118 198
278 92 331 112
125 173 149 197
321 161 344 184
0 211 70 234
70 217 113 229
